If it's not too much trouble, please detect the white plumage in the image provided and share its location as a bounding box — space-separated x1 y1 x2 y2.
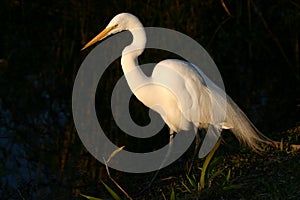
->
82 13 269 152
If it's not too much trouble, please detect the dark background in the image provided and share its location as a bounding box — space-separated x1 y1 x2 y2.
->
0 0 299 199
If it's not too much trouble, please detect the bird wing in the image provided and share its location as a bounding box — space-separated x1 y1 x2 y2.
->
152 59 214 129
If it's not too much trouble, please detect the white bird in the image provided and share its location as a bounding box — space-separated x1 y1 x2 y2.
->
82 13 270 156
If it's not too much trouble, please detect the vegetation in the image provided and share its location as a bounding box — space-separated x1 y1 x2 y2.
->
0 0 299 199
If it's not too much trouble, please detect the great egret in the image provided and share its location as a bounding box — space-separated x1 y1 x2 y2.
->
82 13 270 155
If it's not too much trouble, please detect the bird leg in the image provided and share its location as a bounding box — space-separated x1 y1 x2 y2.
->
137 130 175 195
187 129 203 174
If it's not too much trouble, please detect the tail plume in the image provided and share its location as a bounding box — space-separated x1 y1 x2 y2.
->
225 95 271 150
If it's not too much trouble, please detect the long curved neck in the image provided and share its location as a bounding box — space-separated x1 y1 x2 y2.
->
121 27 149 92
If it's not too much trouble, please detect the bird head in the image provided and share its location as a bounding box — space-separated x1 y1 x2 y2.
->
81 13 142 50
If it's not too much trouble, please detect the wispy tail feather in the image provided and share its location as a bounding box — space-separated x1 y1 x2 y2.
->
225 95 272 150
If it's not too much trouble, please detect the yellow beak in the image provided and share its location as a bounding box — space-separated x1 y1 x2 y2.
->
81 25 118 50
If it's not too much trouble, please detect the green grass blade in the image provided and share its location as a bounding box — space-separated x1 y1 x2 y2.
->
186 174 197 188
208 156 223 169
222 184 241 191
280 138 284 151
209 169 224 180
200 137 222 189
101 180 121 200
170 187 176 200
80 194 104 200
181 181 192 193
226 169 231 183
